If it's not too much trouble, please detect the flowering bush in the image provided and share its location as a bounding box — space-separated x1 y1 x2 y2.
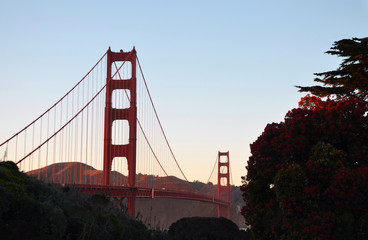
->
241 95 368 239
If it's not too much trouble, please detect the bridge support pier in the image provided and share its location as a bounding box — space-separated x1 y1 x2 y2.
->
217 151 230 219
128 188 137 217
103 48 137 218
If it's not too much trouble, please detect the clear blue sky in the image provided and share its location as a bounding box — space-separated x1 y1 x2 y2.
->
0 0 367 185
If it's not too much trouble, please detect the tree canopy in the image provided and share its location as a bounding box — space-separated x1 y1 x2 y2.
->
241 96 368 239
297 37 368 101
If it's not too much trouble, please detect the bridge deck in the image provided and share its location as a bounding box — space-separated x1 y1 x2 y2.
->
67 184 230 207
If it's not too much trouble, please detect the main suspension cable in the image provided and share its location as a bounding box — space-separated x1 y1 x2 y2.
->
0 51 108 148
136 56 195 190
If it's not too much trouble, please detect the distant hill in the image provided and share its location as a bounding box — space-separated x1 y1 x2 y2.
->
28 162 195 192
27 162 246 228
28 162 243 203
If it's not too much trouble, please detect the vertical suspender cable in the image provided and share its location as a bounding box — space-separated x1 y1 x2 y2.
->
31 123 35 173
137 57 195 191
38 118 42 180
45 112 50 182
53 105 56 182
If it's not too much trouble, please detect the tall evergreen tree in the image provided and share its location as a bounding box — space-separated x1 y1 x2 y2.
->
297 37 368 101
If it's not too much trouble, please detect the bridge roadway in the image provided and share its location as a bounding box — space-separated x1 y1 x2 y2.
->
67 184 230 207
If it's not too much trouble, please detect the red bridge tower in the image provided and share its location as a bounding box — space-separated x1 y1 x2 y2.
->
217 151 230 218
103 48 137 217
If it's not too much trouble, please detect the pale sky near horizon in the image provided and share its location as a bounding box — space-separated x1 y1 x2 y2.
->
0 1 367 186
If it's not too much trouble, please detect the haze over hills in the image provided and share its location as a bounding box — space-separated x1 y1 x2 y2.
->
28 162 203 192
27 162 245 228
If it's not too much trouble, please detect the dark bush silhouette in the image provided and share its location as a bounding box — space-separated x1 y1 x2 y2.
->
168 217 249 240
0 161 151 240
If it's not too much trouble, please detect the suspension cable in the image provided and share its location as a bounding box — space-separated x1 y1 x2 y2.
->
16 81 107 165
136 56 195 190
113 62 181 190
0 50 108 147
198 155 218 192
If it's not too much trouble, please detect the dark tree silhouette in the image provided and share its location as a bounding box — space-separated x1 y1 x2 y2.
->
297 37 368 102
241 96 368 239
0 161 151 240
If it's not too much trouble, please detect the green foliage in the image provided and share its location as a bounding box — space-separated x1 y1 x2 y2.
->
241 97 368 239
275 164 307 201
297 37 368 101
0 161 151 240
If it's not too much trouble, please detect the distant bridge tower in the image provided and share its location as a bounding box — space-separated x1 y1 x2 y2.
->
217 151 230 218
103 48 137 217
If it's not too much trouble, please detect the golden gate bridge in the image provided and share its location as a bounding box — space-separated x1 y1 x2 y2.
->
0 48 232 219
